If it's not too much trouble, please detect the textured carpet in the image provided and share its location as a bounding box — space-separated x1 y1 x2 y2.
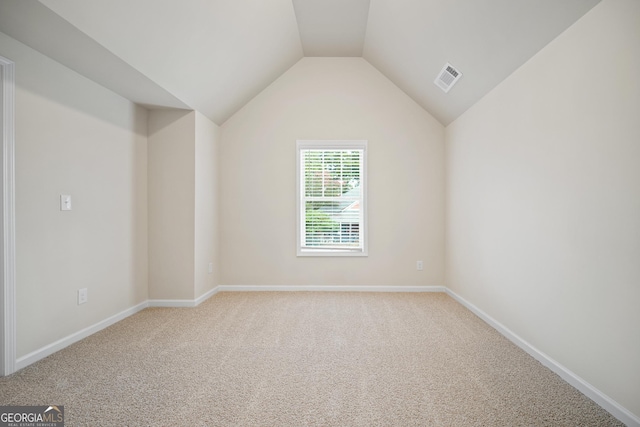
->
0 292 623 426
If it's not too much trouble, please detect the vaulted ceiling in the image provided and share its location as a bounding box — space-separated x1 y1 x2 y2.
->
0 0 601 126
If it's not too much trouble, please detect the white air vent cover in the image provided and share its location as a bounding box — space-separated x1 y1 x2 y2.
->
434 63 462 93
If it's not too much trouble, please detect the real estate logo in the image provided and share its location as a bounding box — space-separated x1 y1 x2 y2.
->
0 405 64 427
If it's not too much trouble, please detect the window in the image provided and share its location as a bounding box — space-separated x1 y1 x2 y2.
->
297 140 367 256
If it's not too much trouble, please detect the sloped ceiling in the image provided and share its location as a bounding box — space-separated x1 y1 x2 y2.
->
293 0 370 56
0 0 601 126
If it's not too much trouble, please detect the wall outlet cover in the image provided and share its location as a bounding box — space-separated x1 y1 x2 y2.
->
78 288 88 305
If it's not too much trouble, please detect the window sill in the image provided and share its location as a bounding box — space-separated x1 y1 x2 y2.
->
297 249 368 257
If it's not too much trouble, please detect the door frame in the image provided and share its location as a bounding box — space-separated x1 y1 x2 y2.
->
1 54 16 376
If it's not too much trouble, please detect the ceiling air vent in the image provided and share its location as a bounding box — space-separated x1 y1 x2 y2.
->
434 63 462 93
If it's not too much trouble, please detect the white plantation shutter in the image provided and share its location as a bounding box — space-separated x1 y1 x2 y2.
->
297 140 368 256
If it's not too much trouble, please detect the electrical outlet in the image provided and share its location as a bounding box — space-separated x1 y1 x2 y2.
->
78 288 88 305
416 261 424 271
60 194 72 211
208 263 213 274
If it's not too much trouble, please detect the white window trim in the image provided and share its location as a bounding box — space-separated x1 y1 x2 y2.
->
296 140 368 257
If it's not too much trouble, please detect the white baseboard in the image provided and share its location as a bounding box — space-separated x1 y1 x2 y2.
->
14 287 222 372
148 286 220 308
15 301 149 371
444 288 640 427
217 285 446 293
195 286 220 305
147 299 194 308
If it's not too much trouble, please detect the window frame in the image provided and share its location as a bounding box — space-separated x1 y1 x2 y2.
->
296 140 368 257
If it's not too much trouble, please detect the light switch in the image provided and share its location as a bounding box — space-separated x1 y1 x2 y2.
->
60 195 72 211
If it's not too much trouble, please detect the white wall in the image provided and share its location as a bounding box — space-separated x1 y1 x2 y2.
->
148 110 196 300
194 111 219 298
220 58 445 287
148 109 220 300
446 0 640 419
0 32 148 358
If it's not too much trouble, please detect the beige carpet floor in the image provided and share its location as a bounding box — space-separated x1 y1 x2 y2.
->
0 292 623 426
